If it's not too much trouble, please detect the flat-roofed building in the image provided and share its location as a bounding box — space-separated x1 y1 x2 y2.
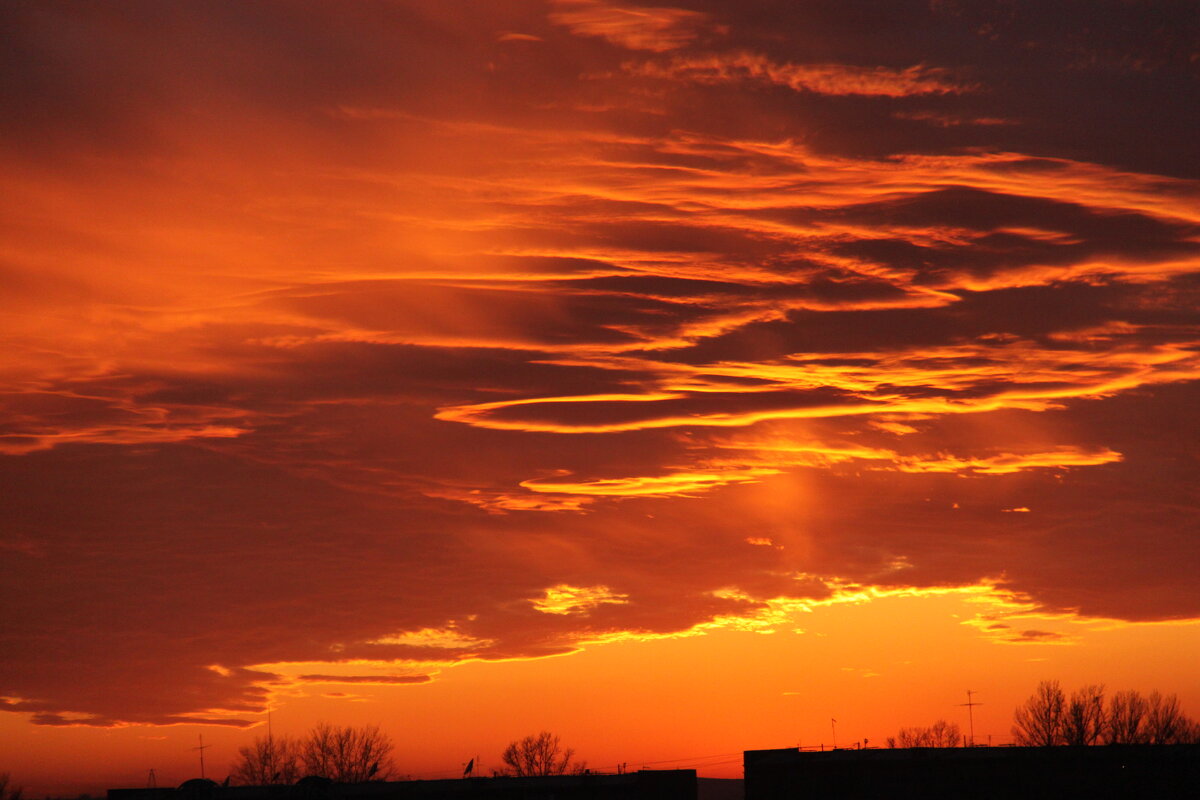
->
109 769 721 800
744 744 1200 800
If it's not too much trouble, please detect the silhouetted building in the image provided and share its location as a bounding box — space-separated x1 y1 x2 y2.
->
696 777 744 800
109 770 734 800
696 777 739 800
743 744 1200 800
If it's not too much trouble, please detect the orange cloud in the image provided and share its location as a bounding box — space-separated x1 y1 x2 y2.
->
625 51 969 96
0 423 246 455
551 0 712 52
496 32 544 43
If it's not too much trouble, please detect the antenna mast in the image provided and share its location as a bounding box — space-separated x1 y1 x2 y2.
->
959 690 983 746
194 734 212 778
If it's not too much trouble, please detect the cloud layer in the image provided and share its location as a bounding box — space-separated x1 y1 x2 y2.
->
2 0 1198 727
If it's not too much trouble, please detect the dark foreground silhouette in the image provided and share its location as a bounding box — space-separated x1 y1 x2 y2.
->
745 744 1200 800
109 770 740 800
108 744 1200 800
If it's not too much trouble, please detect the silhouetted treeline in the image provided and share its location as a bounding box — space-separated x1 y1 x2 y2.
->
887 719 963 748
1012 681 1200 745
229 725 590 784
498 731 585 777
229 723 395 784
0 773 22 800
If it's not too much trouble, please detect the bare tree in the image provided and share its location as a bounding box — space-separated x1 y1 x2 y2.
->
300 723 396 783
894 719 962 747
1177 718 1200 745
1014 682 1198 747
230 734 302 785
1106 690 1149 744
0 773 22 800
1012 680 1065 746
1146 691 1189 744
500 731 582 776
926 719 964 747
1062 684 1106 746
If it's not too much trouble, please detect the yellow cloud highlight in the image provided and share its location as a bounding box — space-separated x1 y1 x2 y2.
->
712 437 1124 478
564 579 1109 661
369 628 492 650
533 584 631 615
296 674 432 685
893 447 1123 474
520 467 779 497
437 335 1200 435
664 581 1019 641
506 441 1121 505
962 590 1200 641
713 440 896 466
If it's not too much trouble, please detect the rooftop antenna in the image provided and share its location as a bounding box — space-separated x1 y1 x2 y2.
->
194 734 211 779
959 690 982 746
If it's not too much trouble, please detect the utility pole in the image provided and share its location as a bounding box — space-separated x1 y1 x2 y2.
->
194 734 211 779
960 690 983 747
831 718 838 749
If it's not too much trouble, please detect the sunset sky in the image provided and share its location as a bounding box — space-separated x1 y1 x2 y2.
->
3 1 1200 794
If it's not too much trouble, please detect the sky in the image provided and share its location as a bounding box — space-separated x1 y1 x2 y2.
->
2 0 1199 793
